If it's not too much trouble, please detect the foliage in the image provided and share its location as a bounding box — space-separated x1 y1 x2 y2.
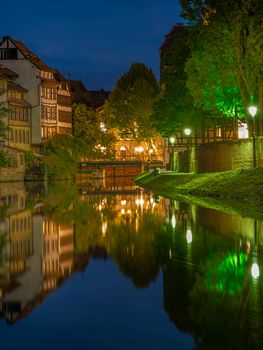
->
153 25 222 136
73 103 116 158
0 101 8 142
43 134 88 180
0 148 10 167
105 63 159 140
24 150 35 169
180 0 263 123
0 204 8 221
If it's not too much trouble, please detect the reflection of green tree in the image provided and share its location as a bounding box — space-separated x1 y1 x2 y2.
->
189 251 248 349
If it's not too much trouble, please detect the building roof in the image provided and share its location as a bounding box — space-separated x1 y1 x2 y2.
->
7 81 27 93
89 89 110 109
0 64 18 81
68 80 92 105
2 36 55 73
160 24 187 53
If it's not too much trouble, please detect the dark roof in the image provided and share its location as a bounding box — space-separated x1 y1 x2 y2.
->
89 89 110 109
68 80 92 105
2 36 55 72
0 64 18 81
8 98 31 108
68 80 110 109
7 81 27 93
160 24 187 53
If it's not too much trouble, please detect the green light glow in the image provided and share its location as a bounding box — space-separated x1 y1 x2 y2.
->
205 252 247 295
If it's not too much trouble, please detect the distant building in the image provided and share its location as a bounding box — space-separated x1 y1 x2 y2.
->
0 36 73 148
68 80 110 109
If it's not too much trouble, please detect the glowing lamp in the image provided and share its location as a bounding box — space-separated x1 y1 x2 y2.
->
186 229 192 244
251 263 260 279
169 137 175 144
248 106 257 118
184 128 191 136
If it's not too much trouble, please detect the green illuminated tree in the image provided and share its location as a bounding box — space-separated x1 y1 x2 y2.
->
180 0 263 133
152 25 212 136
105 63 159 140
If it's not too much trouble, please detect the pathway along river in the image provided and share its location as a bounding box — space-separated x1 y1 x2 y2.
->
0 178 262 349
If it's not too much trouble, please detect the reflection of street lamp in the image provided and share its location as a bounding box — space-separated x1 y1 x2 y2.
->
248 106 257 168
169 137 175 171
184 128 191 173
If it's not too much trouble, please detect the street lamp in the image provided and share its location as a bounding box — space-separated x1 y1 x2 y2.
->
248 106 257 168
184 128 191 172
169 137 175 171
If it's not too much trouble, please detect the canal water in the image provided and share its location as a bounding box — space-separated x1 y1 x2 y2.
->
0 178 263 349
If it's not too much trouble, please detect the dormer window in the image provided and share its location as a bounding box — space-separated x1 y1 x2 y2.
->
8 90 22 99
40 70 53 79
0 48 18 59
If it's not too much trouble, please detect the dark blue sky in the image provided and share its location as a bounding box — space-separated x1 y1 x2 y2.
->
1 0 182 90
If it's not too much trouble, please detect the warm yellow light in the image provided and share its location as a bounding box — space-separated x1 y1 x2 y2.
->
102 221 108 236
120 146 126 151
248 106 257 117
171 214 176 229
251 263 260 279
170 137 175 144
135 146 144 153
121 209 125 215
121 200 127 206
184 128 191 136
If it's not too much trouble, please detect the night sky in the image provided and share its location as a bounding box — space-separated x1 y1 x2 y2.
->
1 0 182 90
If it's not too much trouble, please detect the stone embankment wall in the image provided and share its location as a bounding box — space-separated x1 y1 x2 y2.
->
173 137 263 173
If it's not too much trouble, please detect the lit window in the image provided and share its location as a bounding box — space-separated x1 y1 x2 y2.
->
238 123 249 139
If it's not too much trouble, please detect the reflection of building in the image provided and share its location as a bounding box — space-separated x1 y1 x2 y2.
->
42 220 74 291
0 183 75 323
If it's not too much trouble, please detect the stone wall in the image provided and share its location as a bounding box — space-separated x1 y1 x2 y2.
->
173 137 263 173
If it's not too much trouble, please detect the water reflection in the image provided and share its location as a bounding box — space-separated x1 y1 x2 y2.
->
0 180 263 349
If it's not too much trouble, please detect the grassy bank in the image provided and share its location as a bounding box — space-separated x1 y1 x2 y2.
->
135 168 263 219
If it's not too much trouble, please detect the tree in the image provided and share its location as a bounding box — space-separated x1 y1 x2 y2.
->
73 103 116 159
43 134 88 180
105 63 159 140
180 0 263 134
152 25 212 136
0 88 9 167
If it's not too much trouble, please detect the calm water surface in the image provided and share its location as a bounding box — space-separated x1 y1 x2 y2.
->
0 178 263 349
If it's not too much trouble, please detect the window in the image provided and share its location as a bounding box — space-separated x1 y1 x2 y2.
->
0 48 18 59
8 90 22 99
42 126 57 139
42 106 57 120
9 107 28 121
41 87 57 100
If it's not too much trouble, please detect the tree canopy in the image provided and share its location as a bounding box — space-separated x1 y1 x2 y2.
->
73 103 116 158
105 63 159 140
180 0 263 132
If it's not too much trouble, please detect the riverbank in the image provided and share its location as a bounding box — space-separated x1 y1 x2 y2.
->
135 168 263 219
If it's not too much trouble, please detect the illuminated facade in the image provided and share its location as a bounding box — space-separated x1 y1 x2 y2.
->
0 36 72 148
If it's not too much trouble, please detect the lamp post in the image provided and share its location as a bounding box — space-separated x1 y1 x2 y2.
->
184 128 191 172
248 106 257 168
169 137 175 171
